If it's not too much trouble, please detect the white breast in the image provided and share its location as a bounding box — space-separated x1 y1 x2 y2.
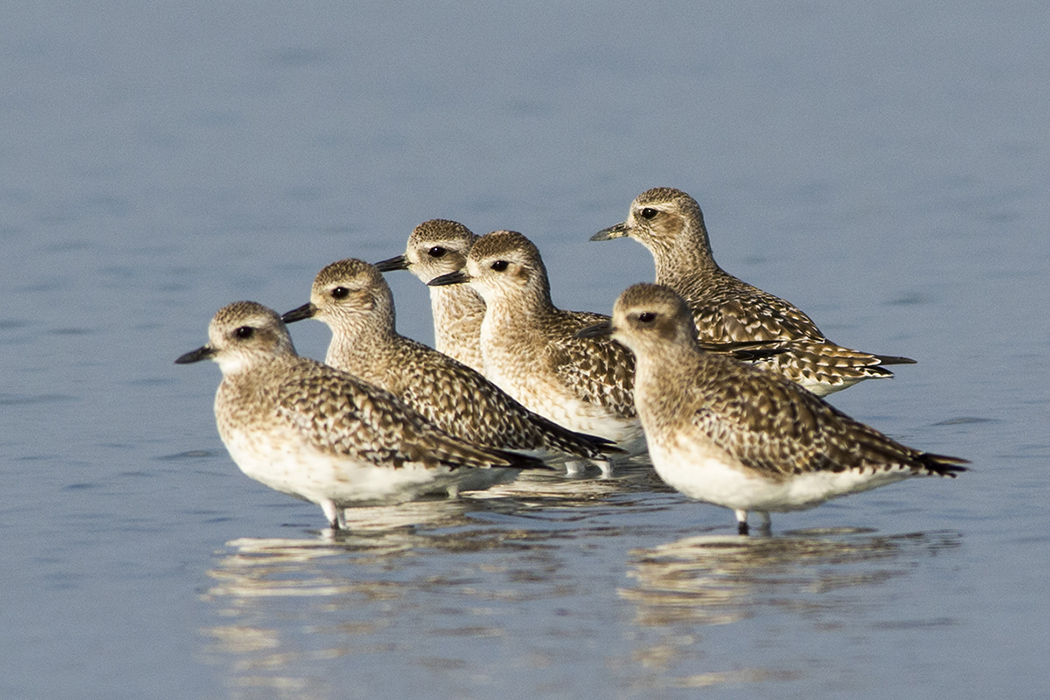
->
221 429 511 507
648 433 915 514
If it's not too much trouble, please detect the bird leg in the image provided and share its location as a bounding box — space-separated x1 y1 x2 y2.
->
735 509 749 535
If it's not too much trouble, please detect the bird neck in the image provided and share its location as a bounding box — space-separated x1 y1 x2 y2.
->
652 228 722 289
324 318 399 377
430 285 486 344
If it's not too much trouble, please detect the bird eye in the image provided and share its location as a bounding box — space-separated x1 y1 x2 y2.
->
428 246 447 258
234 326 255 339
637 312 657 324
491 260 509 272
331 287 350 299
640 207 658 220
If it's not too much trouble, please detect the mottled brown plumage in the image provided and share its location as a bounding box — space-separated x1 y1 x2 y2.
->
177 301 545 529
584 284 965 533
593 187 916 395
429 230 646 457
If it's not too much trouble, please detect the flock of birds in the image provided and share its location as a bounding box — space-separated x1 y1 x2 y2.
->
177 187 967 534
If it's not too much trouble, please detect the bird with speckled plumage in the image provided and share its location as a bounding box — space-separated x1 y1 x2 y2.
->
375 220 487 374
176 301 546 529
579 283 966 534
429 230 648 459
593 187 915 396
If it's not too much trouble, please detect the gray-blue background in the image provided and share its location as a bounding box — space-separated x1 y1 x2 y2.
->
3 2 1047 698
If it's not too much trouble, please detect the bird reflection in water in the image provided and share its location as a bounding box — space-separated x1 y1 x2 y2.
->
199 499 479 699
617 528 962 688
198 477 658 699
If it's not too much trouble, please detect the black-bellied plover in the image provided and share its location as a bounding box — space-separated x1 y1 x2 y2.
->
579 284 966 534
593 188 916 396
428 230 648 459
176 301 547 529
281 258 619 472
374 220 487 374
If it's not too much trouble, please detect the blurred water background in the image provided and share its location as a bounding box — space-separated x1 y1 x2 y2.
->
2 2 1048 698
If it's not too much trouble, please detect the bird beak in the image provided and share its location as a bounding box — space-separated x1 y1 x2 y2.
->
281 303 317 324
374 254 409 272
590 222 629 241
576 320 613 339
175 345 216 364
428 270 470 287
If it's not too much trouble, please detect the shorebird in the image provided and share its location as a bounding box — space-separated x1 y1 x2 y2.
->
374 220 487 374
281 258 619 472
593 187 915 396
578 283 966 534
176 301 546 529
428 230 647 459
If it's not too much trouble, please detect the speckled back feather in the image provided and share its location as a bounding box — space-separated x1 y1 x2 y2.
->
676 354 962 479
542 308 638 419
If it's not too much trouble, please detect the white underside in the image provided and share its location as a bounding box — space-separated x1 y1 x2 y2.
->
795 377 841 397
483 361 645 457
648 437 915 515
794 375 862 398
223 431 516 511
526 392 644 452
503 379 646 459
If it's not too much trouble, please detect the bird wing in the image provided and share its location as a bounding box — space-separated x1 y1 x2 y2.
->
683 269 827 343
392 338 608 457
545 310 637 418
684 356 950 477
273 359 544 470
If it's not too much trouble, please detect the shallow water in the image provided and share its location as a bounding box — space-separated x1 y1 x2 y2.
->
2 2 1048 698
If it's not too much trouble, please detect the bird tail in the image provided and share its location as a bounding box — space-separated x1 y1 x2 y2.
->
874 353 917 366
918 452 969 477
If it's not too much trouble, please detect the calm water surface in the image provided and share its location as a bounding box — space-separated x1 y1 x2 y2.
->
2 2 1048 698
